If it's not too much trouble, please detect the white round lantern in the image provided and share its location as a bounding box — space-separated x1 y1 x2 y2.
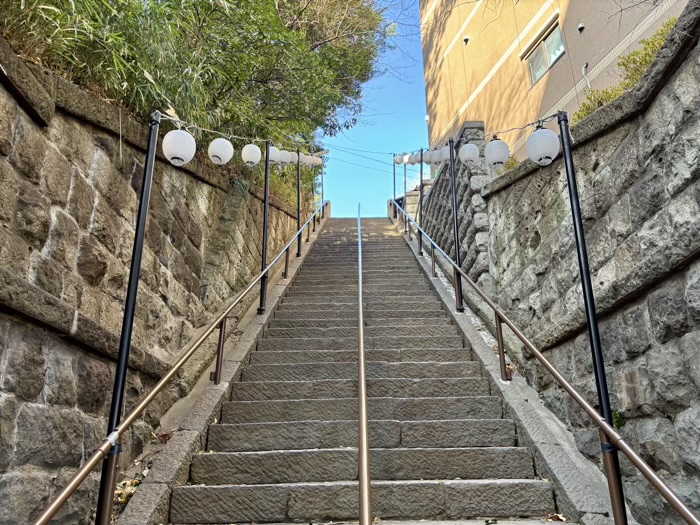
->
241 144 261 167
403 154 411 165
162 129 196 167
395 155 403 165
458 143 479 164
268 146 281 164
422 150 431 164
289 151 299 165
527 128 560 166
440 145 451 162
207 138 234 165
279 150 291 165
431 149 441 164
485 138 510 167
299 153 309 167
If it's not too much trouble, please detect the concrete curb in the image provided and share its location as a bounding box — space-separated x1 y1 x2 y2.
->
389 215 638 525
114 216 329 525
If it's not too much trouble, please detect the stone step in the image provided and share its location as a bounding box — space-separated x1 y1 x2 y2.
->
296 273 422 280
222 396 502 423
249 348 471 365
267 318 454 329
174 520 556 525
264 325 458 339
285 289 431 300
297 270 420 278
288 283 432 293
190 447 535 485
231 377 490 401
257 335 464 351
282 296 444 306
170 479 555 523
242 361 479 381
273 308 446 320
207 419 516 451
301 264 418 271
304 255 410 261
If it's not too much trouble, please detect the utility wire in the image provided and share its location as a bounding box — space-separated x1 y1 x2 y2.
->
331 146 425 175
330 157 421 180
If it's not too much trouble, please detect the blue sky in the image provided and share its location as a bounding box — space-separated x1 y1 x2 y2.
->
320 2 429 218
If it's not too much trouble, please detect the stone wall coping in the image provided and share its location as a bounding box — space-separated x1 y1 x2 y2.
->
390 213 637 525
114 215 329 525
0 36 298 220
483 0 700 199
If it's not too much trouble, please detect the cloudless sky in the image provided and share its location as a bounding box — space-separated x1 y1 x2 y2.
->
320 1 429 218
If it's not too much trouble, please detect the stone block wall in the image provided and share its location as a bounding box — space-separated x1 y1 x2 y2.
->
0 39 303 523
421 122 492 284
418 3 700 523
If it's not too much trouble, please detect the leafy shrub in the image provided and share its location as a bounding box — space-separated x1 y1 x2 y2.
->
572 17 677 124
0 1 385 139
0 0 387 202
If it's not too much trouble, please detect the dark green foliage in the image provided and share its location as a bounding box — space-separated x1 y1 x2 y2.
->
0 0 385 141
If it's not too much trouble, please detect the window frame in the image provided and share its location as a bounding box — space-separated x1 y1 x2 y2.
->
525 24 566 86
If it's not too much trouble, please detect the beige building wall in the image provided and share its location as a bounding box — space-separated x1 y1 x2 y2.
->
421 0 688 157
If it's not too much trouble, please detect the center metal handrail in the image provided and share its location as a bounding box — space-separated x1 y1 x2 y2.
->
356 204 372 525
390 199 700 525
33 201 329 525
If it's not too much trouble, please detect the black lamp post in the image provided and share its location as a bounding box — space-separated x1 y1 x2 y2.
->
94 111 161 525
557 111 628 524
403 160 408 233
392 154 397 218
296 149 302 257
418 148 424 255
257 141 271 314
448 137 464 312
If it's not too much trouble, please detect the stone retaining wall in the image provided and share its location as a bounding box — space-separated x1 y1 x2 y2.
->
0 38 303 523
416 3 700 523
421 122 492 284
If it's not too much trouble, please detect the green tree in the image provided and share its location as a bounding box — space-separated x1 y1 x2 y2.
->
0 0 387 140
572 17 677 124
0 0 391 203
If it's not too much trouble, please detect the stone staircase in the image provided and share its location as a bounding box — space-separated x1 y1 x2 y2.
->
169 218 556 523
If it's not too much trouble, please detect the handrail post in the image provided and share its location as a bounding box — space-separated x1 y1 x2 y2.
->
209 318 227 385
448 138 464 312
356 204 372 525
258 141 271 314
431 245 437 277
94 111 161 525
559 111 627 524
418 148 424 255
283 247 290 279
494 312 511 381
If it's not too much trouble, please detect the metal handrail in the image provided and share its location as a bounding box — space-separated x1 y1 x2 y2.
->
390 199 700 525
356 205 372 525
33 201 329 525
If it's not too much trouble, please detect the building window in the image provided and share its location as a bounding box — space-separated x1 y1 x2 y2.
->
526 25 565 85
